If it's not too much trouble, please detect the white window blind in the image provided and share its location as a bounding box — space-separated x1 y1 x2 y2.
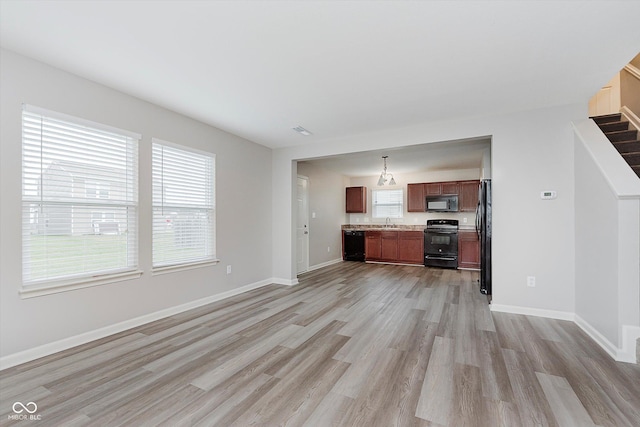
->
372 189 404 218
152 139 215 268
22 105 139 287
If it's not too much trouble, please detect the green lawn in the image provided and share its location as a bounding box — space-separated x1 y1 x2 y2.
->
26 231 208 280
26 234 129 280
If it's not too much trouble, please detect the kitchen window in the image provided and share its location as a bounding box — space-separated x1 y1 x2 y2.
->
21 105 140 297
152 138 217 272
372 189 404 219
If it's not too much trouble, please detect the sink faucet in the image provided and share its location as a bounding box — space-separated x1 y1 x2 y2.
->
385 217 391 227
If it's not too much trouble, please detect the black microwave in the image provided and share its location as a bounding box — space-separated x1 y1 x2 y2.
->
426 195 458 212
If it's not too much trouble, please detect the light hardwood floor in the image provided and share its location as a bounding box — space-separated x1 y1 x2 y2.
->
1 262 639 426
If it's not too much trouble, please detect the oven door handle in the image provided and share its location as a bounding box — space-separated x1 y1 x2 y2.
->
425 255 457 261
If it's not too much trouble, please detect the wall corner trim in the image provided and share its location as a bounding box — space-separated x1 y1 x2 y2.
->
620 324 640 364
573 314 619 361
271 277 299 286
573 315 640 363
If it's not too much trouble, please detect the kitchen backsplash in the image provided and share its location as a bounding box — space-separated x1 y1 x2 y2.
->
347 211 476 228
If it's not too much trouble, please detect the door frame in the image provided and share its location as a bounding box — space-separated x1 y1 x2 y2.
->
296 175 310 274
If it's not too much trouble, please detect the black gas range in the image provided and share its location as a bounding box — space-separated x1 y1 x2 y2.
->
424 219 459 269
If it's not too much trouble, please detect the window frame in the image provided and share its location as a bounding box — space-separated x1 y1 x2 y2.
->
151 138 218 274
371 188 404 219
20 104 142 298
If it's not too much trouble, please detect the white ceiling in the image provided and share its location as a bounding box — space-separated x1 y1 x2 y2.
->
1 0 639 153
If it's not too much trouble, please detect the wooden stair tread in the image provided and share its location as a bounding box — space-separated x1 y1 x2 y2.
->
590 114 640 178
590 113 622 124
598 121 629 132
622 155 640 161
613 141 640 154
604 129 638 142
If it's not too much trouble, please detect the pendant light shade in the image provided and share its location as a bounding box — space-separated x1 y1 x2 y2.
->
377 156 396 186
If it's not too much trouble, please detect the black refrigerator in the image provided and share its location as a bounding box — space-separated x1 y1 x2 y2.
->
476 179 492 295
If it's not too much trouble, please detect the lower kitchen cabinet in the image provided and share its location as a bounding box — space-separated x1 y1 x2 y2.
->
458 230 480 269
365 230 423 265
365 231 382 260
380 231 398 260
397 231 424 264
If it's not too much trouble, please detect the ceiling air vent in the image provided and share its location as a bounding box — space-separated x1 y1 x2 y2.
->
292 126 312 136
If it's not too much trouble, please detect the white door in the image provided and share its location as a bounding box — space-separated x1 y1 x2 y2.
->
296 176 309 274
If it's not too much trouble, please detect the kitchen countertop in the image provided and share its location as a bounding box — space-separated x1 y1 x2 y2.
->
343 224 477 232
342 224 426 231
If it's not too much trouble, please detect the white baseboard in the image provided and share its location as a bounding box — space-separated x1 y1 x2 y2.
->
620 325 640 364
574 315 619 360
306 258 343 272
0 278 276 370
490 304 575 321
574 317 639 363
271 277 299 286
491 304 638 364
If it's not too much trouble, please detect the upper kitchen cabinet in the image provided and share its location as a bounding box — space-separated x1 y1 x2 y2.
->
409 181 462 212
346 186 367 213
407 183 425 212
424 183 441 196
425 181 458 196
441 182 459 195
459 180 480 212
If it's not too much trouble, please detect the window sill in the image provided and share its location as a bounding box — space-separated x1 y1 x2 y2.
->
20 269 143 299
152 259 220 276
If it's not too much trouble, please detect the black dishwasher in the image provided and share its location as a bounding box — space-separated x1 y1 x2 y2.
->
343 230 365 261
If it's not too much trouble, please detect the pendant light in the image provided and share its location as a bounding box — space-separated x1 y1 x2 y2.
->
377 156 396 186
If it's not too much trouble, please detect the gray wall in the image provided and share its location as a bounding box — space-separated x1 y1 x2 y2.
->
574 138 619 343
0 49 273 358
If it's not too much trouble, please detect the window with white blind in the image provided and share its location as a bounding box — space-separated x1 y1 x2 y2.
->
21 105 140 295
152 139 216 270
372 189 404 218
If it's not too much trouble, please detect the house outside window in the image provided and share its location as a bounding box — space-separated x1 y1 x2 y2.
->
21 105 140 295
152 138 216 270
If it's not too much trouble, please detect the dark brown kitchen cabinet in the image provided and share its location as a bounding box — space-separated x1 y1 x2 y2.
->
365 230 423 265
441 182 459 195
424 181 458 196
458 230 480 269
397 231 424 264
380 231 399 261
424 183 442 196
407 183 425 212
459 180 480 212
365 231 381 260
346 186 367 213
